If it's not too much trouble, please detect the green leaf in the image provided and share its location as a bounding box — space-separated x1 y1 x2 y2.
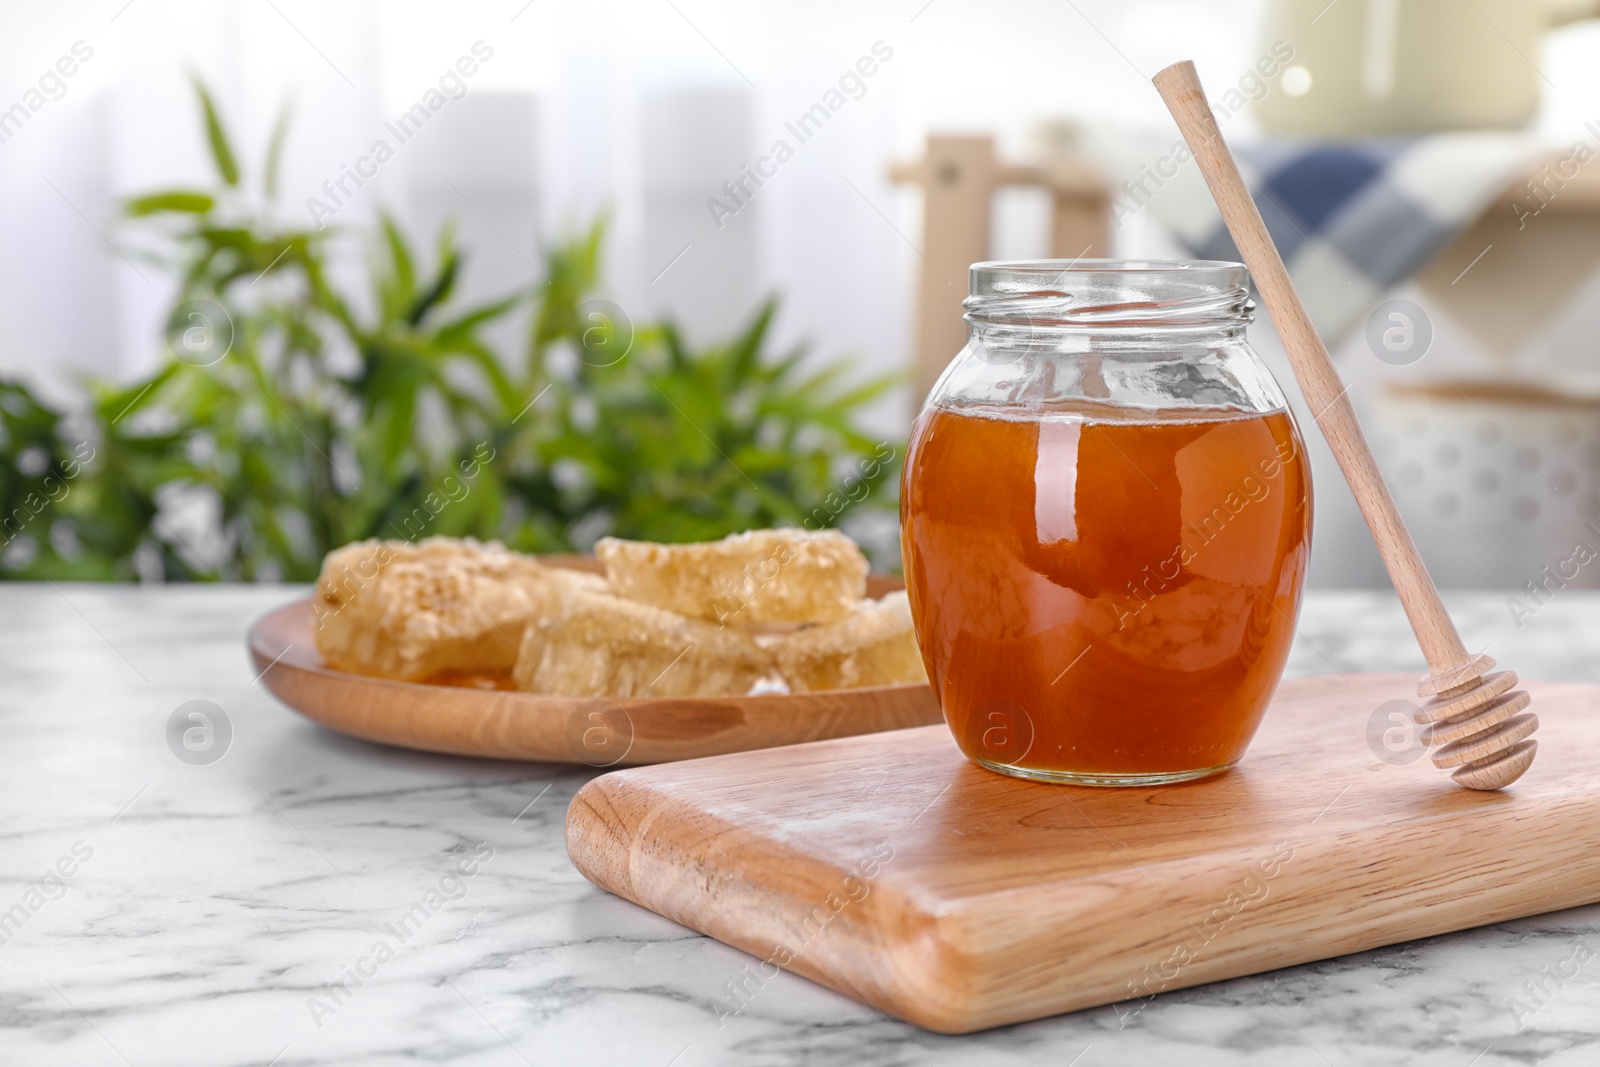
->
408 246 459 326
726 298 776 383
191 77 240 187
818 370 900 413
659 323 690 372
264 100 293 200
198 227 256 251
380 214 415 311
436 293 523 343
125 191 216 217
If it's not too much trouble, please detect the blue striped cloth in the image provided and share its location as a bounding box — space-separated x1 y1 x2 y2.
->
1080 129 1543 342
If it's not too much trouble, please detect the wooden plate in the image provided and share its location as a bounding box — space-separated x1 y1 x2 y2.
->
247 559 940 765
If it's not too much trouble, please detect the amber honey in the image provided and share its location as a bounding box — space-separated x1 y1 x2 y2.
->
902 400 1312 784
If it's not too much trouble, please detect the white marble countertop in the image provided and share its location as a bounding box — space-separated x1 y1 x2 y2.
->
2 584 1597 1067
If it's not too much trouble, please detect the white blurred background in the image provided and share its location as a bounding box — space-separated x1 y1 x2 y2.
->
6 0 1600 589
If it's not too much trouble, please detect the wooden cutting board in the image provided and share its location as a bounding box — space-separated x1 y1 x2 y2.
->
566 673 1600 1033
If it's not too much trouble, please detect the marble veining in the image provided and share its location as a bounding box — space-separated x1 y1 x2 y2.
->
0 583 1597 1066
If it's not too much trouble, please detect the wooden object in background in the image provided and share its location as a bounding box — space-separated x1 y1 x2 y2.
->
889 136 1109 401
1040 154 1113 266
1152 61 1536 790
889 136 1000 402
567 673 1600 1033
247 562 940 766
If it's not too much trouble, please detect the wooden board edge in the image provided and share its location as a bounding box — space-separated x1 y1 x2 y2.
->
999 797 1600 1033
565 771 988 1028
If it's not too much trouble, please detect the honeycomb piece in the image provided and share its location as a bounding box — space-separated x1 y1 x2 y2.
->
514 587 772 698
594 529 867 625
312 537 603 680
772 590 928 692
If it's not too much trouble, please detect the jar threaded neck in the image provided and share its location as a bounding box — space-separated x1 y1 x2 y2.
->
964 259 1253 334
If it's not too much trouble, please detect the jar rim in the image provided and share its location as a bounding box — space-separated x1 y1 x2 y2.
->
971 258 1246 278
965 259 1252 332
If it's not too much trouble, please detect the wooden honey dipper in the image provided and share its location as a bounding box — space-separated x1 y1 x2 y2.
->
1152 61 1538 790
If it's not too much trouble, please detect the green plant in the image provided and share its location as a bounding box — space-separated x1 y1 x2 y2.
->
0 380 100 576
0 81 901 581
517 227 899 545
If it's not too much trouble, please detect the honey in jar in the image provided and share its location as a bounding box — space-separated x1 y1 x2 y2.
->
901 261 1313 785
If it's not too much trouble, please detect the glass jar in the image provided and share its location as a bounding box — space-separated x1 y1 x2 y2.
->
901 260 1312 786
